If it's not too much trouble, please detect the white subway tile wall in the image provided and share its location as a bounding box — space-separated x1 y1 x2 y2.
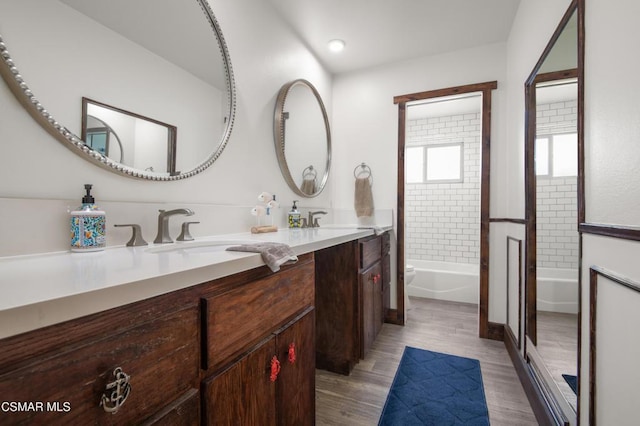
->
406 112 481 265
536 99 579 269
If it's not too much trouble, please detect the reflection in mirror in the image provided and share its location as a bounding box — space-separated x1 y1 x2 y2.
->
524 1 580 420
274 79 331 198
535 76 578 412
0 0 235 180
85 115 123 163
82 98 177 175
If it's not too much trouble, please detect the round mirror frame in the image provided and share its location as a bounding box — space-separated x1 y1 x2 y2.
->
0 0 236 181
273 79 331 198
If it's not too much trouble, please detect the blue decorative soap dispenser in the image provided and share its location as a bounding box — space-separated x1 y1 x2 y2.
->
70 184 106 252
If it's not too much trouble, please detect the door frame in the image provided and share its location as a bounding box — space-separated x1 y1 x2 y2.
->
393 81 498 339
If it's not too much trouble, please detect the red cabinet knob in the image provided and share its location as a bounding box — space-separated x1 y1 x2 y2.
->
288 343 296 364
270 356 281 382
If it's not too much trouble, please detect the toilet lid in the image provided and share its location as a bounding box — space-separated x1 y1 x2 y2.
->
406 264 414 273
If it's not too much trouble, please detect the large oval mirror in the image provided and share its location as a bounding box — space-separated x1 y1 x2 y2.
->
0 0 235 180
274 79 331 198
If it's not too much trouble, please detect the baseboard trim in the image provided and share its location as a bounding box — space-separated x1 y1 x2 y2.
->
504 329 556 426
384 309 402 325
487 322 504 341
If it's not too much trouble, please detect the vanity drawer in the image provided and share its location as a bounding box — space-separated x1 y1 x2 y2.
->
360 236 381 269
0 305 200 425
202 260 315 372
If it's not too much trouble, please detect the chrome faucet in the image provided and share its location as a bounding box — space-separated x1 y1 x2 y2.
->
307 211 327 228
153 208 195 244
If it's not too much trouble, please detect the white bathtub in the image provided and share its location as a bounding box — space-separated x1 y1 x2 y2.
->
406 260 479 304
536 267 578 314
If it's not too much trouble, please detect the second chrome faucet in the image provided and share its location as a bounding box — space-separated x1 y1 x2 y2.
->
154 208 195 244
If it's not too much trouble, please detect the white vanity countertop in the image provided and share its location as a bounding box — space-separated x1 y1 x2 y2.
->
0 226 389 339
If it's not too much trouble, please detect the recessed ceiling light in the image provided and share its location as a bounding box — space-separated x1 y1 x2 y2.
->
328 39 346 53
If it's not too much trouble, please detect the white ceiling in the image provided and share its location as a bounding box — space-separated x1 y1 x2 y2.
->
58 0 522 82
266 0 522 74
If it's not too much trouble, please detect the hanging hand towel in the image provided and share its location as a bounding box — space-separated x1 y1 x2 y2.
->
226 242 298 272
354 177 374 218
300 178 316 195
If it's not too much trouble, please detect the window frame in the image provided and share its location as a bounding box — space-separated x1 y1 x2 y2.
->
406 141 464 184
535 131 578 178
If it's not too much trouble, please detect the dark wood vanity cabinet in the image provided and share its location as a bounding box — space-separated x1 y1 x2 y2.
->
315 232 390 375
0 253 316 426
0 289 201 425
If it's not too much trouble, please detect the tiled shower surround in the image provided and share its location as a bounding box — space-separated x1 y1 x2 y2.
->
405 112 481 265
536 98 579 269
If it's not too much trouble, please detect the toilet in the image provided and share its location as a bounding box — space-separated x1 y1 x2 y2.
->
405 264 416 286
405 264 415 310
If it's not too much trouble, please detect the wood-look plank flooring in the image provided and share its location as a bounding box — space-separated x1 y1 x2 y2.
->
315 297 538 425
537 310 578 410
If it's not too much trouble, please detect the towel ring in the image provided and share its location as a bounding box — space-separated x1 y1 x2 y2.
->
302 165 317 179
353 163 373 186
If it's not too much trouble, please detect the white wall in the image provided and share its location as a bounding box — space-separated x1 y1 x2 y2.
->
331 42 507 316
506 0 640 423
581 0 640 424
0 0 333 256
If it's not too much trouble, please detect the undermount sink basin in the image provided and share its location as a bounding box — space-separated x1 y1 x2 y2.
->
146 240 256 254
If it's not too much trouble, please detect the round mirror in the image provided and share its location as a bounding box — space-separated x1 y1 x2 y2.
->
0 0 235 180
273 79 331 197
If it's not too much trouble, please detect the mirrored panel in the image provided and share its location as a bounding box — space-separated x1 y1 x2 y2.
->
0 0 235 180
524 1 580 420
274 79 331 198
535 76 578 412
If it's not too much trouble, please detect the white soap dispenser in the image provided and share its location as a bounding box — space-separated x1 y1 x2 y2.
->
70 184 106 252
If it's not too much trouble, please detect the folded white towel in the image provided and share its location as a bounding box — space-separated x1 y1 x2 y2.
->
226 242 298 272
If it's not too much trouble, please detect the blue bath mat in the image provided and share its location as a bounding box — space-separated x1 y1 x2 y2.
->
378 347 490 425
562 374 577 395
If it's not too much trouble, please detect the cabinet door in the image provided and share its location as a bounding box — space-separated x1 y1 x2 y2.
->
360 260 382 358
203 336 277 426
275 308 315 426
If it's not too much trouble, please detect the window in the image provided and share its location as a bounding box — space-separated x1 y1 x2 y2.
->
535 133 577 177
406 142 463 183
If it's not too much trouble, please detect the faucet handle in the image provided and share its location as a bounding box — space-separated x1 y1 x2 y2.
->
313 217 323 227
177 221 200 242
114 224 148 247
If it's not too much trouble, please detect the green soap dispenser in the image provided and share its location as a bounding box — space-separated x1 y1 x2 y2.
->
70 184 106 252
288 200 302 228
